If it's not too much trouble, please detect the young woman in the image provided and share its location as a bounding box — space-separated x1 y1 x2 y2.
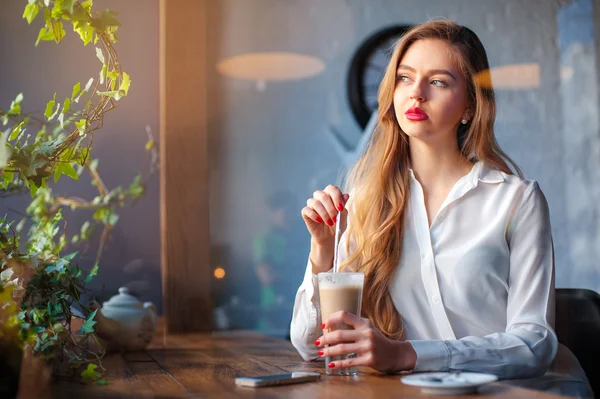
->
291 20 592 397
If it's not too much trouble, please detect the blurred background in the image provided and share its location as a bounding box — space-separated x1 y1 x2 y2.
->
1 0 599 339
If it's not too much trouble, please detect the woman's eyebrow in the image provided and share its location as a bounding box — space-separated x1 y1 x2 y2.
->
397 64 458 82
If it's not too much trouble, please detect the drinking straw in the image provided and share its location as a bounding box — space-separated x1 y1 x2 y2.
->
332 211 341 273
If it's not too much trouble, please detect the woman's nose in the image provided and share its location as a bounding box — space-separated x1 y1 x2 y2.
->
409 90 426 102
409 81 427 102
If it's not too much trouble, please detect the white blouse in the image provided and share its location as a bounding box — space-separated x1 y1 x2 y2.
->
290 161 592 397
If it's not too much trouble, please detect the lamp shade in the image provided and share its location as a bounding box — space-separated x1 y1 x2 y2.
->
216 52 325 82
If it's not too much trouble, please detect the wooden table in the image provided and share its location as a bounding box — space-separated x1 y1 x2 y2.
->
52 326 566 398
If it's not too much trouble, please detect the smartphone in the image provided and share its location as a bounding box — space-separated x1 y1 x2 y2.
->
234 372 321 388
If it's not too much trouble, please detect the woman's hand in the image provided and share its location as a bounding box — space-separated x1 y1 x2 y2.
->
315 311 417 373
301 185 349 245
301 185 349 273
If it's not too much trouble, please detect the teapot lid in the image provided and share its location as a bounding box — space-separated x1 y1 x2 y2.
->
103 287 143 308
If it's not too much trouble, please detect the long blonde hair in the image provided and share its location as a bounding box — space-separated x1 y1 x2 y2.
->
341 20 521 340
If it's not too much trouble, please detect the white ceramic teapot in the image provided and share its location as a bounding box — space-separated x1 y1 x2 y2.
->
91 287 157 352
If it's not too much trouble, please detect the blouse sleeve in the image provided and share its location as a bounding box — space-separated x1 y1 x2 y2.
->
408 181 558 379
289 258 326 361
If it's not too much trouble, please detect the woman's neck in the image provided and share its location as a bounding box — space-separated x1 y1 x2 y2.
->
409 138 472 190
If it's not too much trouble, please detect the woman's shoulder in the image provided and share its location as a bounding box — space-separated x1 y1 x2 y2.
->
480 162 546 205
481 162 538 191
500 171 538 191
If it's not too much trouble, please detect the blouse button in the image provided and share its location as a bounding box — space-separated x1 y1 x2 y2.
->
446 336 453 341
432 295 440 303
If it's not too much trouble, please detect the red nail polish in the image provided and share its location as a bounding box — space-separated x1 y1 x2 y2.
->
337 203 344 211
332 215 337 223
316 216 324 223
321 323 326 329
326 219 334 226
314 340 320 346
328 362 335 368
318 350 324 356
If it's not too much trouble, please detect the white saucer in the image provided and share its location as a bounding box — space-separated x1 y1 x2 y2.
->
401 372 498 395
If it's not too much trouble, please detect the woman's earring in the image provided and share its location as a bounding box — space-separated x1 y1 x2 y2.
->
461 118 468 125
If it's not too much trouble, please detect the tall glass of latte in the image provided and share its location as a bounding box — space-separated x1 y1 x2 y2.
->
317 272 364 376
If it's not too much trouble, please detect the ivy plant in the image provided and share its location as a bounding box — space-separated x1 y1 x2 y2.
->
0 0 156 383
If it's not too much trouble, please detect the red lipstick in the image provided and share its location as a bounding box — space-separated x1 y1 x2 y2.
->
405 107 429 121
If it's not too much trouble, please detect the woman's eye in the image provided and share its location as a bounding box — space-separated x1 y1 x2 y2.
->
397 75 411 83
431 79 448 88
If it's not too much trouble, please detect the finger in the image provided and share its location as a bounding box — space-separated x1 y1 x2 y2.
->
325 311 368 329
307 197 334 226
316 329 363 347
319 342 362 358
328 353 374 370
301 206 324 224
312 190 338 223
323 185 347 212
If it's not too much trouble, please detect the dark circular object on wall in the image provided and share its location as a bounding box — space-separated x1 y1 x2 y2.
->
347 25 413 129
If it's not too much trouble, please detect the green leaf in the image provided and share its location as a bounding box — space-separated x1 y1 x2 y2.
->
63 251 78 262
63 0 78 14
79 309 97 334
81 363 101 381
99 63 107 84
27 179 39 198
145 139 154 151
90 10 120 33
15 218 25 233
62 98 71 114
8 94 23 116
80 221 92 239
45 257 70 274
44 94 57 120
84 78 94 92
53 323 65 335
40 341 54 351
118 72 131 97
74 23 94 46
85 262 99 283
108 213 119 226
53 162 79 183
51 19 66 43
0 268 14 282
23 3 40 24
0 131 12 169
81 0 93 13
32 308 47 325
75 119 87 135
95 380 108 386
35 26 55 46
128 174 144 197
8 104 21 117
51 0 65 19
71 82 81 99
9 120 27 141
95 47 105 64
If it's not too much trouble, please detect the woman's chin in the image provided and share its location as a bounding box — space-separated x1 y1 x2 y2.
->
401 125 434 140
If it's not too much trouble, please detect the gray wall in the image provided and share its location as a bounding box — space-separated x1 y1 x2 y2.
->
208 0 600 333
0 1 161 311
